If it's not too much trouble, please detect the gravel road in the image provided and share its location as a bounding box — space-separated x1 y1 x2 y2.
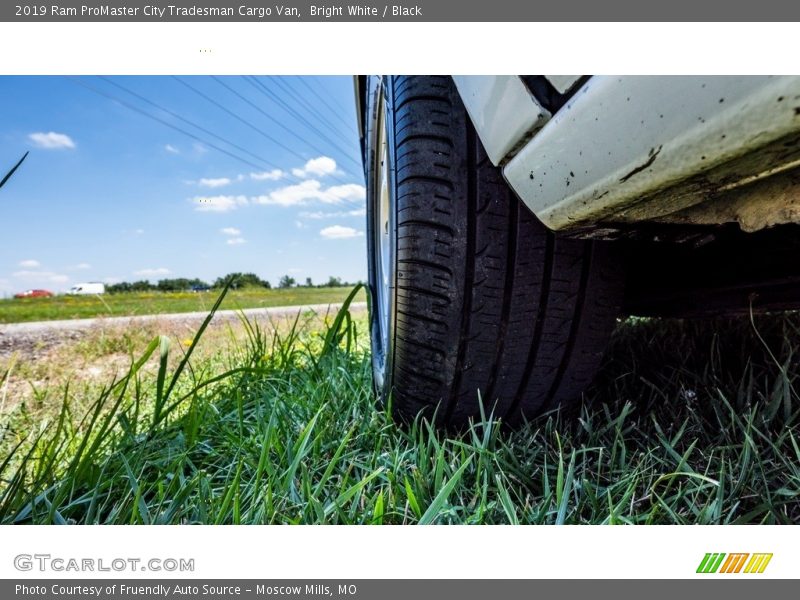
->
0 302 368 358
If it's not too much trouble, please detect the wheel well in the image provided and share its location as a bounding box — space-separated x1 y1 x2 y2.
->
620 223 800 317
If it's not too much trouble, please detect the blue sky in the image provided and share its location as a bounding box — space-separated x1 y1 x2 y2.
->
0 76 366 296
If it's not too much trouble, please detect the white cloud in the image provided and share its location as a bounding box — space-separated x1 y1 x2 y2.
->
71 262 91 270
253 181 365 207
12 270 69 284
193 195 249 212
300 208 367 219
134 267 171 277
292 156 338 178
134 229 145 235
165 144 180 154
250 169 284 181
320 225 363 240
220 227 246 244
28 131 76 150
18 259 40 268
199 177 232 188
193 143 208 154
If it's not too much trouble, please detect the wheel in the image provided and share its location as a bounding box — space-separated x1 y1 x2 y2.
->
364 75 624 429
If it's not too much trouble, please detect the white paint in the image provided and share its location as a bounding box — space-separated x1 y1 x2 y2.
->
505 75 800 229
453 75 549 164
545 75 584 94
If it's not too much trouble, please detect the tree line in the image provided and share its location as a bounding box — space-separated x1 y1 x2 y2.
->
105 273 358 293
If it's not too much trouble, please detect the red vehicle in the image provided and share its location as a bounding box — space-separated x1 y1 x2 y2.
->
14 289 54 299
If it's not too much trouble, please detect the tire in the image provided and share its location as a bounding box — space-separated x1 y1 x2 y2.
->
365 75 623 429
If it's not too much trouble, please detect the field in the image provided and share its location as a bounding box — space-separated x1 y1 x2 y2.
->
1 286 799 524
0 286 364 324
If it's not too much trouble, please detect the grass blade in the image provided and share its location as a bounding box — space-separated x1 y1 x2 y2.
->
419 456 473 525
0 152 28 190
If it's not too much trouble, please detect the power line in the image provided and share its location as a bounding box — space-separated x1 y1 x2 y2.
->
296 76 359 137
68 77 278 174
246 76 361 170
173 76 314 167
271 75 356 141
211 75 354 183
70 76 364 196
311 76 359 120
97 76 286 175
259 76 361 165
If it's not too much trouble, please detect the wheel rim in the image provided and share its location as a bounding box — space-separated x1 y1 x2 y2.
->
371 86 394 389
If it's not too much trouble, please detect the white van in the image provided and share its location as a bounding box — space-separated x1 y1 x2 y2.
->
358 75 800 428
68 282 105 295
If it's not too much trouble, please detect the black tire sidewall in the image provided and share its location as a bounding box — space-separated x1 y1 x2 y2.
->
364 76 623 427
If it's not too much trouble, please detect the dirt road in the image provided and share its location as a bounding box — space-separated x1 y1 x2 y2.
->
0 302 368 358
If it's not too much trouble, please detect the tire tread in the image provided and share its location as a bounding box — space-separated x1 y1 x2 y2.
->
379 75 623 427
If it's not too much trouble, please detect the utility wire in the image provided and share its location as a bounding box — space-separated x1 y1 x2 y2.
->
259 75 361 166
297 76 359 137
173 76 312 166
272 75 357 141
248 76 362 170
211 76 354 182
97 76 286 176
312 76 359 120
71 76 363 195
68 77 278 174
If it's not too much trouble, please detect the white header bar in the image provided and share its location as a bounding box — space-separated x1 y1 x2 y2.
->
1 23 800 75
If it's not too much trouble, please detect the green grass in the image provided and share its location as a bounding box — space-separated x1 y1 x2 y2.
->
0 286 366 324
1 285 799 524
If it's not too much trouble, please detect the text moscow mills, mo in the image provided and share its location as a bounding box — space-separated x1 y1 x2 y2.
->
15 4 423 18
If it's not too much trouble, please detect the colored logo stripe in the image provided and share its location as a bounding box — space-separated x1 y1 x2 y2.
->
697 553 772 574
744 553 773 573
697 553 726 573
720 553 749 573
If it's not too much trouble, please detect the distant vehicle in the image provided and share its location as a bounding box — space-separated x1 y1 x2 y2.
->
14 289 53 298
190 285 211 292
68 282 105 295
